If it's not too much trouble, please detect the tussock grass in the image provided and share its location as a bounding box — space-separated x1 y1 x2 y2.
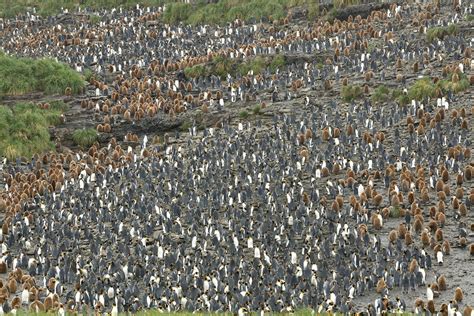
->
0 103 66 160
333 0 360 8
426 24 458 43
371 85 391 104
163 0 320 25
341 85 362 102
184 55 287 80
239 110 250 119
402 73 469 104
0 52 85 96
0 0 168 18
72 128 98 148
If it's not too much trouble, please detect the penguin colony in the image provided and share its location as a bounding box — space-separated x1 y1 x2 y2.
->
0 0 473 314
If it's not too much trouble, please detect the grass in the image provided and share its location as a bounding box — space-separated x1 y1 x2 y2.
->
183 64 207 78
252 104 262 115
333 0 360 8
0 52 85 96
389 205 401 218
184 55 286 80
239 110 250 119
72 128 98 148
0 0 169 18
426 24 459 43
238 56 267 76
341 85 362 103
467 14 474 21
180 120 193 132
400 73 470 104
163 0 323 25
0 102 67 160
371 85 391 104
163 0 287 25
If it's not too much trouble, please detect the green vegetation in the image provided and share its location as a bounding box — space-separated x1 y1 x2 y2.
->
0 52 85 96
89 14 102 24
183 64 207 78
467 14 474 21
72 128 98 148
341 85 362 102
163 0 323 25
252 104 262 115
371 85 391 104
238 56 267 76
239 110 250 119
394 73 469 105
0 0 168 18
333 0 360 8
0 103 67 160
269 54 286 73
180 120 193 132
389 205 401 218
184 54 286 79
163 0 288 25
426 24 459 43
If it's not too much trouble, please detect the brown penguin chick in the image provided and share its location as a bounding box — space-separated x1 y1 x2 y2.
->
436 179 445 192
413 61 419 73
454 287 464 303
7 278 17 293
437 191 446 201
321 167 330 177
437 275 447 291
373 194 383 207
427 300 435 314
464 306 474 316
442 240 451 255
439 303 448 316
414 218 423 233
30 299 45 312
391 194 400 207
415 298 425 309
405 231 413 246
371 212 382 230
435 228 443 241
428 219 438 232
44 295 53 312
388 230 398 243
458 237 467 248
452 197 459 210
398 223 407 239
11 296 21 309
0 260 6 274
421 231 431 247
455 187 464 199
470 243 474 256
442 169 449 182
376 278 386 293
459 203 467 217
465 166 472 181
407 258 418 273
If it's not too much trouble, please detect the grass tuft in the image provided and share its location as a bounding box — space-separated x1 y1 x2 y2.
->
426 24 458 43
239 110 250 119
72 128 98 148
371 85 391 104
341 85 362 103
0 103 65 160
333 0 360 8
252 104 262 115
0 52 85 96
